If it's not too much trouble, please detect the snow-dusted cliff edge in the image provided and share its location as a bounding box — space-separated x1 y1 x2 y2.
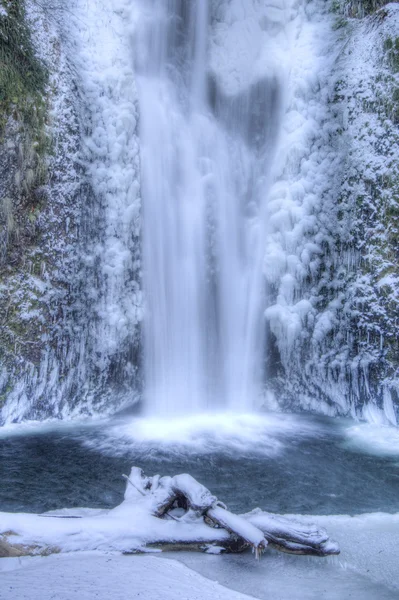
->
1 0 399 424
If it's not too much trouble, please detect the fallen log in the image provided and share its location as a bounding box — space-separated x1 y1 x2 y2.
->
207 506 267 559
0 532 60 558
0 536 25 558
123 466 339 558
149 473 219 518
244 509 340 556
0 467 340 559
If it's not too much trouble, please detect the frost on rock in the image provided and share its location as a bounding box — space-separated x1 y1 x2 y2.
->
0 0 142 424
264 0 399 423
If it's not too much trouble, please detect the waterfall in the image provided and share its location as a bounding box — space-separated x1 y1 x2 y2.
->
136 0 284 415
3 0 399 425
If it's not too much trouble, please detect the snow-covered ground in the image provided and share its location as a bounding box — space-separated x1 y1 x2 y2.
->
175 512 399 599
0 553 253 600
1 510 399 600
172 510 399 599
1 461 399 599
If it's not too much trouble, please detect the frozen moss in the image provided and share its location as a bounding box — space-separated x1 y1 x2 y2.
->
0 0 48 130
0 0 51 268
334 0 393 18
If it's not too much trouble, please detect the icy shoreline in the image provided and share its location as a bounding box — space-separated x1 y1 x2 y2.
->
1 509 399 600
1 465 399 600
0 553 253 600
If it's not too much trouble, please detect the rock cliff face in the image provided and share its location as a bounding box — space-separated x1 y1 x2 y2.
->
336 0 399 423
0 0 142 423
265 1 399 424
1 0 399 424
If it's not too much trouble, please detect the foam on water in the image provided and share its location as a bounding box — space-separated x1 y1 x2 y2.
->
0 416 109 439
343 423 399 458
0 409 321 451
80 411 327 458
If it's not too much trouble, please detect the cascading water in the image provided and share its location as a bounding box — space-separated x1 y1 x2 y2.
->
136 0 284 415
1 0 399 428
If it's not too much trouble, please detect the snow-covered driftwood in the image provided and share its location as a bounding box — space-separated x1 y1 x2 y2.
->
0 467 339 559
119 467 339 558
245 510 338 556
207 506 268 559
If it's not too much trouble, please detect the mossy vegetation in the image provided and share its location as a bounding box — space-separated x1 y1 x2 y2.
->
0 0 50 195
351 28 399 393
308 7 399 415
0 0 52 396
0 382 13 409
333 0 393 18
0 0 51 268
0 0 48 131
383 36 399 72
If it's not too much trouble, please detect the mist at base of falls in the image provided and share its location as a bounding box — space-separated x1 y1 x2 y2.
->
137 0 284 415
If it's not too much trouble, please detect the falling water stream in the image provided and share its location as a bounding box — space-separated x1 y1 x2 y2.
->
137 0 282 414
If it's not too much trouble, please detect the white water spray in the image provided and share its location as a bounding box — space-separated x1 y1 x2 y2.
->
137 0 286 414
